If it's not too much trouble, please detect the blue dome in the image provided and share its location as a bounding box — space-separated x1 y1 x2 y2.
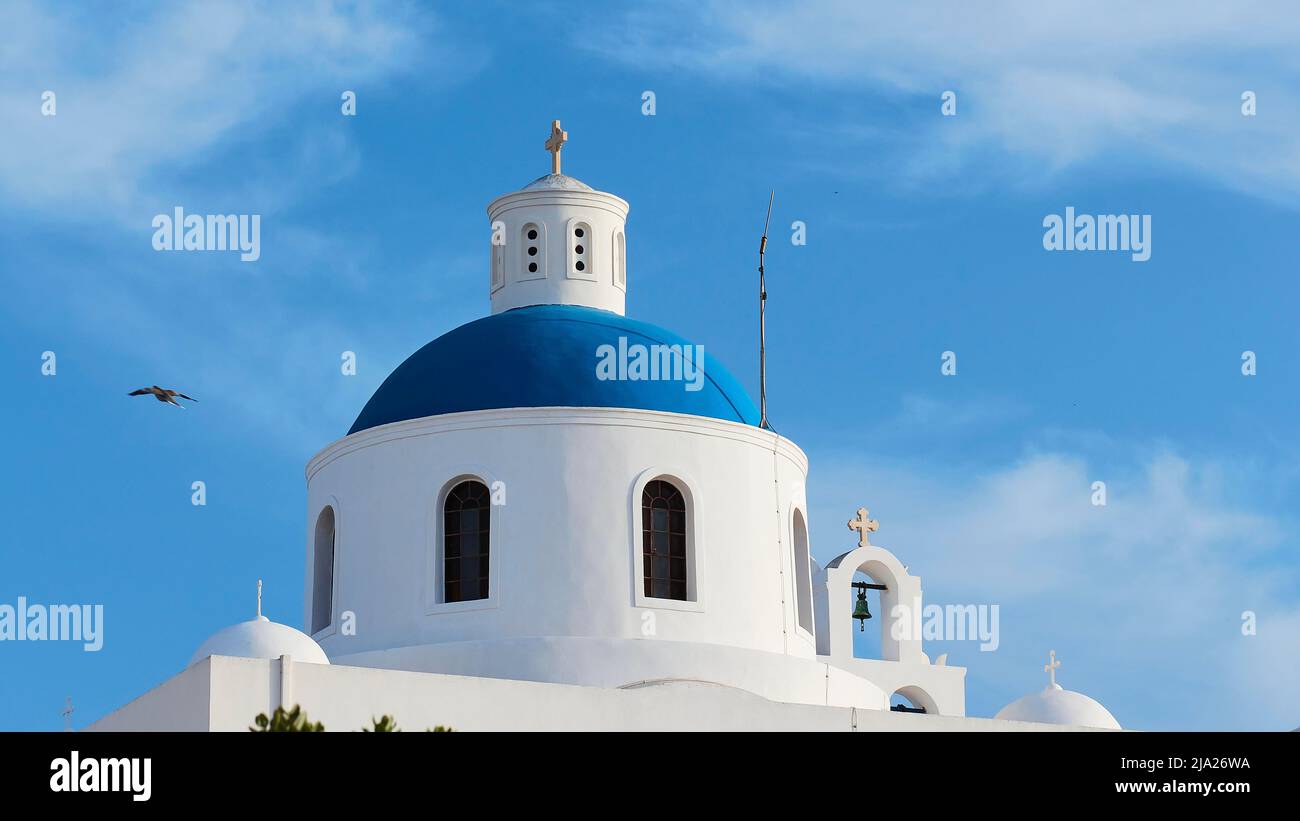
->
349 305 760 435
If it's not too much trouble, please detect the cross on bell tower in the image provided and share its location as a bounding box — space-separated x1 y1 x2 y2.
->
544 119 568 175
847 507 879 547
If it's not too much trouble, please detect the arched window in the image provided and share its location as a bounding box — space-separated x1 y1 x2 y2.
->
612 229 626 289
642 479 687 600
443 480 491 603
311 506 335 634
521 222 544 280
792 509 814 634
568 220 594 280
490 237 504 293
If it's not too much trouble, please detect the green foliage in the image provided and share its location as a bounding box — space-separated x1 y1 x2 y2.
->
251 705 454 732
360 715 456 732
250 704 325 732
363 715 400 732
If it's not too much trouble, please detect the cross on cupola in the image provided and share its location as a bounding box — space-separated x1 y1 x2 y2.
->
847 507 879 547
1044 650 1062 687
486 120 629 316
545 119 568 175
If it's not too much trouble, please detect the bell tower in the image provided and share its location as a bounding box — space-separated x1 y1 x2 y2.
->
486 121 630 316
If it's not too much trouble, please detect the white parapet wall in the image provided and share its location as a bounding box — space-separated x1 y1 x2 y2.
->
87 656 1109 732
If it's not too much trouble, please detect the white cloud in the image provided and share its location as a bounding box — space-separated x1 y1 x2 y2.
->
595 0 1300 201
808 446 1298 729
870 393 1029 439
0 1 482 451
0 0 456 220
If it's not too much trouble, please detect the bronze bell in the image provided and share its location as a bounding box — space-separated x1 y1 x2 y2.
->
852 587 872 631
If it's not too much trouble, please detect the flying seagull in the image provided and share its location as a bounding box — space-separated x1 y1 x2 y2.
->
128 386 198 408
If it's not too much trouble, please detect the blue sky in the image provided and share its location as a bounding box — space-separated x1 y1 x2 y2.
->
2 0 1298 730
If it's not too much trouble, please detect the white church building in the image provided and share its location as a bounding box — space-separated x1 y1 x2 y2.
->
90 123 1120 732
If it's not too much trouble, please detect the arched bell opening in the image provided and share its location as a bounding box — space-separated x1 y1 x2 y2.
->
849 569 889 660
842 550 904 659
890 686 938 715
821 538 920 664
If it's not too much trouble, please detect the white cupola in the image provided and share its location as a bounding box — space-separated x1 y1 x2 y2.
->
188 580 330 667
994 651 1121 729
486 120 630 315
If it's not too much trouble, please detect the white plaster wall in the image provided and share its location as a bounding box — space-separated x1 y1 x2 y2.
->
304 408 820 699
88 658 1108 732
205 655 286 731
336 636 886 709
84 659 213 732
487 188 629 315
280 660 1099 731
828 657 967 717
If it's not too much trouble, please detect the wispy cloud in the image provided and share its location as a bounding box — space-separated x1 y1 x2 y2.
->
869 393 1029 439
0 1 482 450
810 445 1299 729
593 0 1300 202
0 0 457 221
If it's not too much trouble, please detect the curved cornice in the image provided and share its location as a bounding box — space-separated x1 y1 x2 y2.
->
307 406 808 482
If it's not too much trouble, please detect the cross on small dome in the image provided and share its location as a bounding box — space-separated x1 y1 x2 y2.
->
1044 649 1062 688
995 650 1120 728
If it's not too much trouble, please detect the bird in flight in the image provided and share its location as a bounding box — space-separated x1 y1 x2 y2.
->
128 386 198 408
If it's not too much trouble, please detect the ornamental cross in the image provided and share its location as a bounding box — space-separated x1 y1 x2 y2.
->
1044 650 1061 687
847 507 879 547
545 119 568 175
257 578 263 619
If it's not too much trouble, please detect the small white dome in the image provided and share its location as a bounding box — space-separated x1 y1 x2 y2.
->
995 683 1120 729
189 616 329 666
521 172 593 191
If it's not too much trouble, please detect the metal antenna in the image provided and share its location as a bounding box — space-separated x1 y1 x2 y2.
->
759 192 774 430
